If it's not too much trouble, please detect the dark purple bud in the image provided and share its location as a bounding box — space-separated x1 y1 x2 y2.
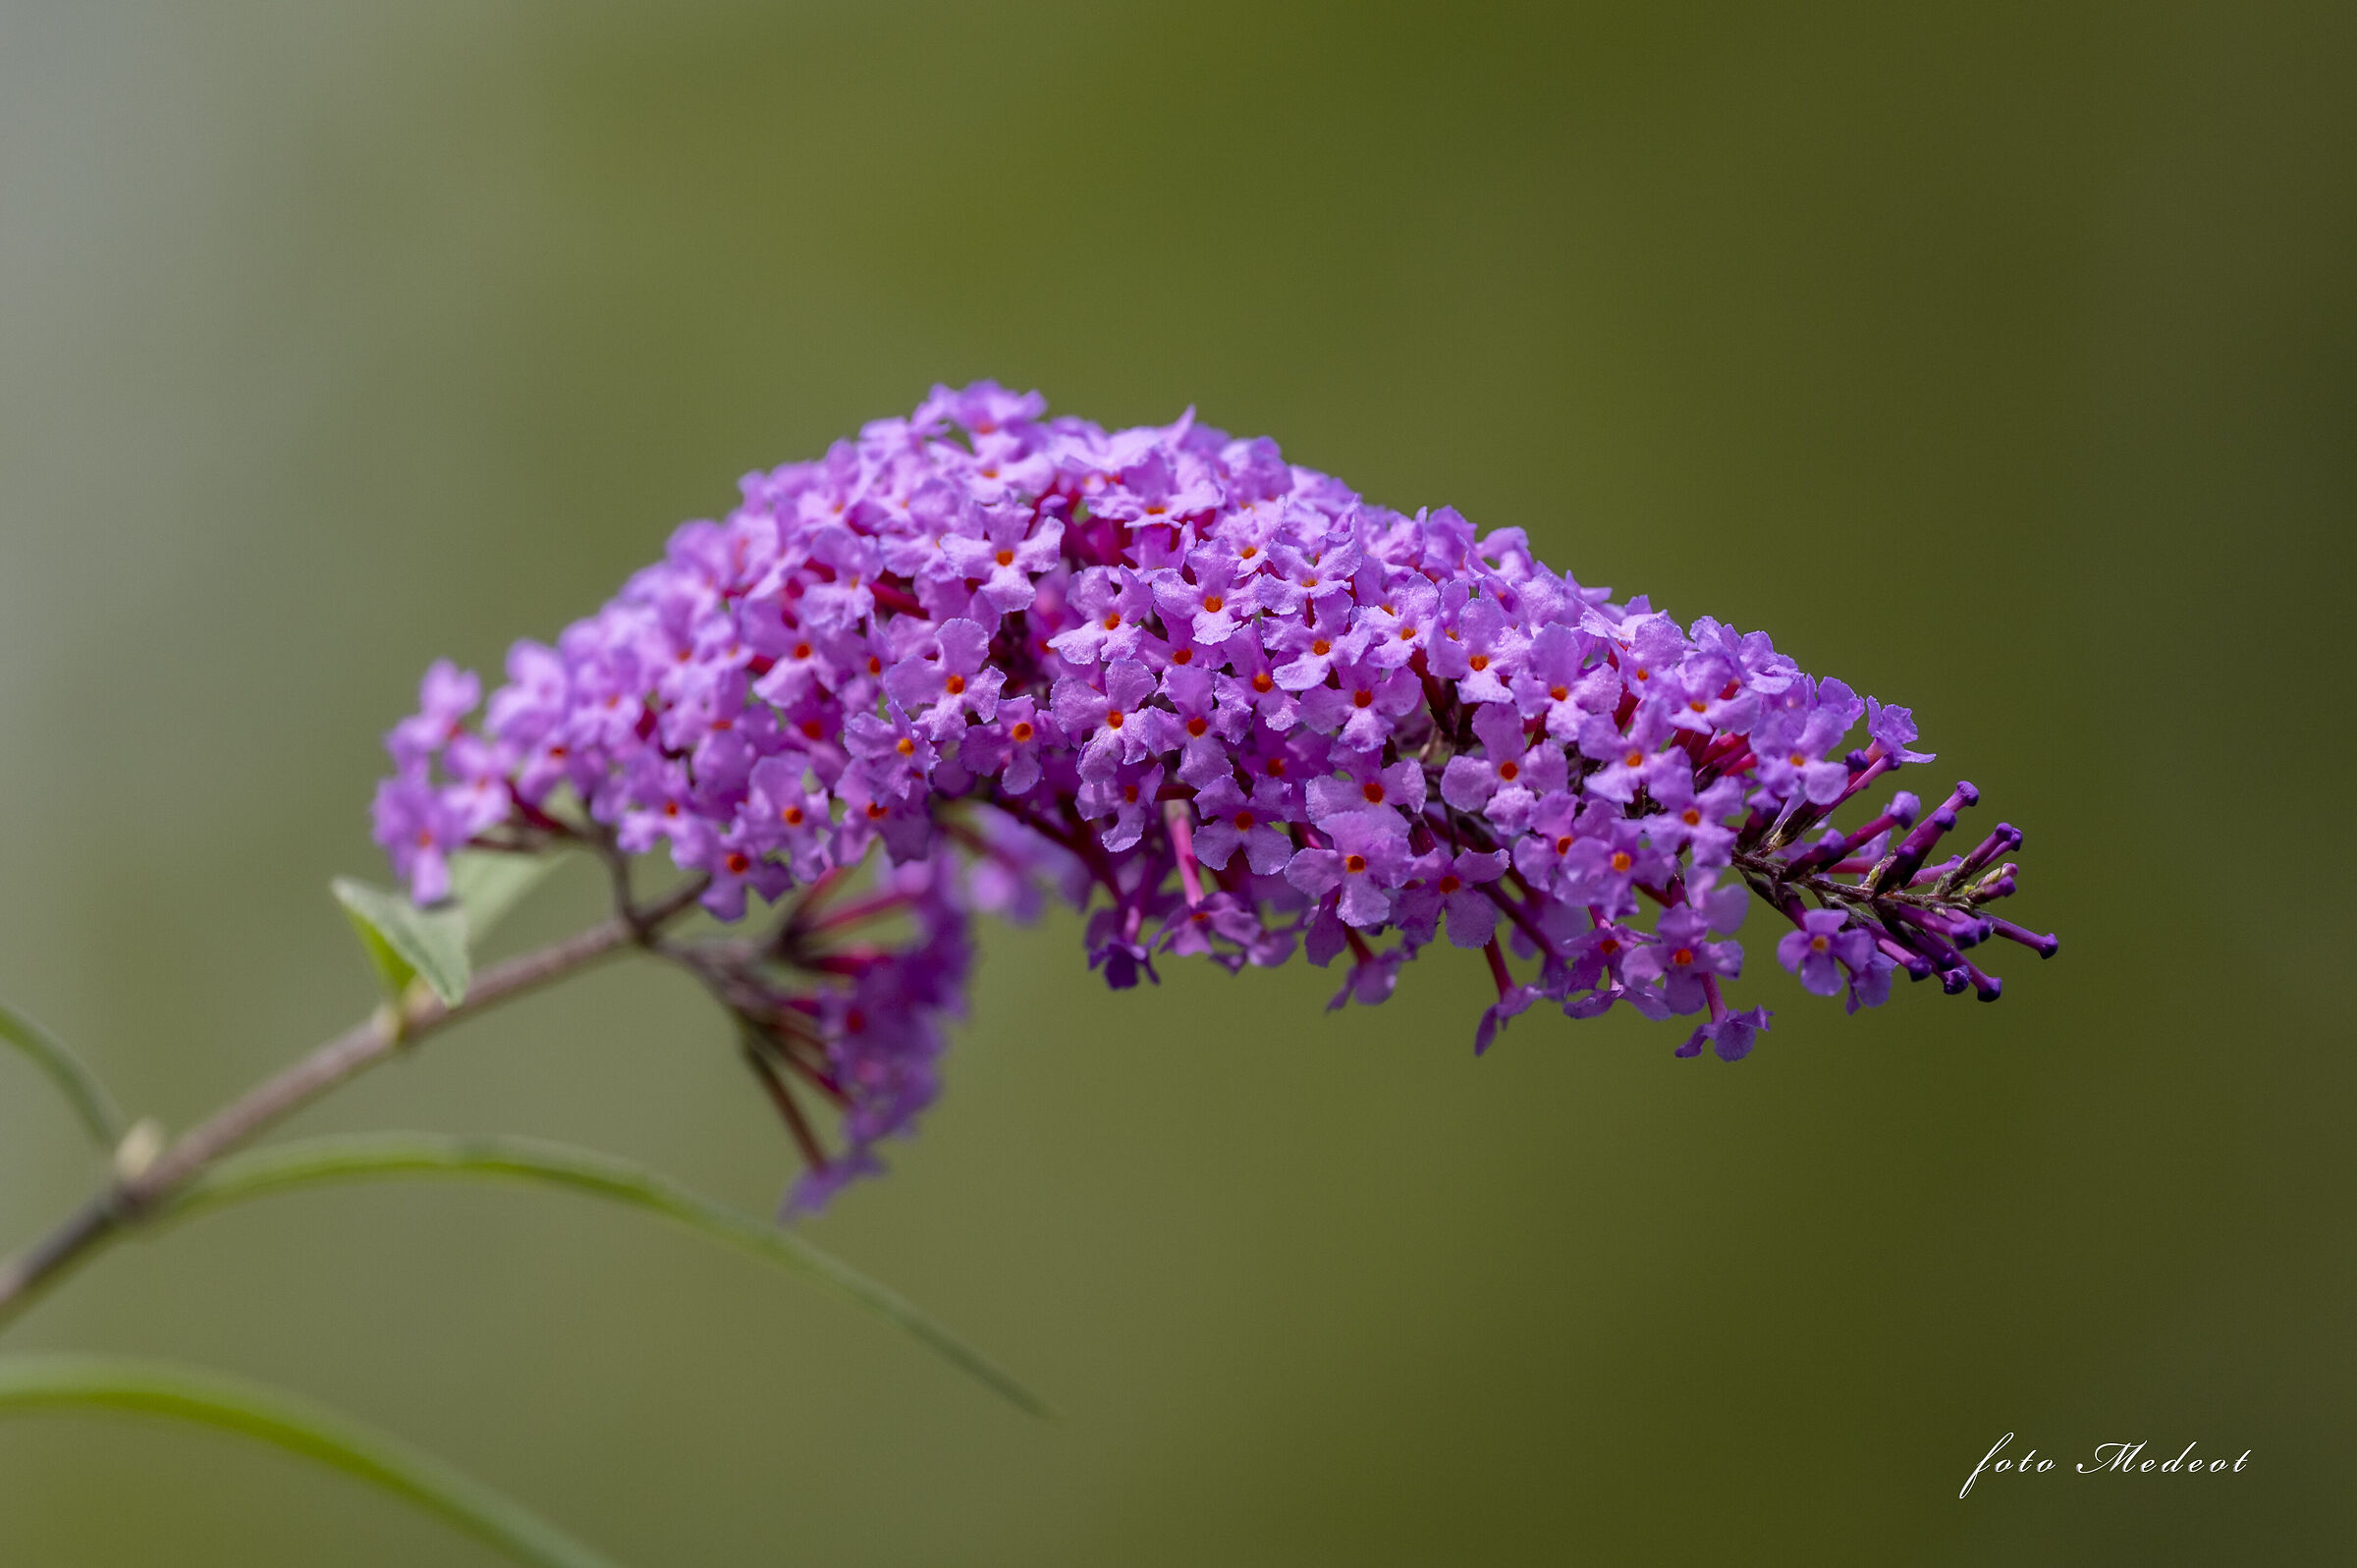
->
1885 902 1974 977
1988 918 2059 958
1952 822 2022 883
1785 790 1922 875
1872 782 1983 893
1876 935 1936 981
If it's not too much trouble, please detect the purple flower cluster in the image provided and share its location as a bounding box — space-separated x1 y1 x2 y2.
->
376 383 2055 1206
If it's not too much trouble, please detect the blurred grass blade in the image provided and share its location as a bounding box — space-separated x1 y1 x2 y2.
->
332 878 470 1005
448 851 561 949
0 1353 623 1568
166 1133 1050 1416
0 998 126 1151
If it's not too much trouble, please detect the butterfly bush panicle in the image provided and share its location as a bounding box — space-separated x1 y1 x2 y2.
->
375 384 2056 1208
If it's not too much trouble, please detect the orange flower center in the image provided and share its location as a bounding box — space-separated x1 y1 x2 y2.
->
1011 721 1035 742
1610 850 1632 872
995 548 1015 567
1343 853 1368 874
944 674 966 695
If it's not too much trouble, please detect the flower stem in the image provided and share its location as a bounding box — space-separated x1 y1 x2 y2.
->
0 879 707 1331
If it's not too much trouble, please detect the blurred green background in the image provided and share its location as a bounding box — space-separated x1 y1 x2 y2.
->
1 2 2350 1561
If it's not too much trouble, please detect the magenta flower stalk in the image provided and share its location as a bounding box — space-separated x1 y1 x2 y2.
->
375 383 2057 1210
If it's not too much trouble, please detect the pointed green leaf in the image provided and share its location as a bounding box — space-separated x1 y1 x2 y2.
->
332 878 470 1005
447 852 561 949
0 998 127 1151
0 1353 623 1568
336 896 417 998
164 1133 1048 1416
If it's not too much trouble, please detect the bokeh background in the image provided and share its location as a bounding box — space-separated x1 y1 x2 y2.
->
2 2 2351 1562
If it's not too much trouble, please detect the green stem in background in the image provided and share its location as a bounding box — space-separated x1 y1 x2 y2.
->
0 903 660 1328
0 999 127 1152
0 867 1045 1408
159 1132 1050 1416
0 854 1049 1565
0 1353 622 1568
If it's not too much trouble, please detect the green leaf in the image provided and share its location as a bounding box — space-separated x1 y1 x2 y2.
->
0 998 127 1151
164 1133 1049 1417
0 1353 623 1568
332 878 470 1006
447 851 561 949
336 896 418 999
